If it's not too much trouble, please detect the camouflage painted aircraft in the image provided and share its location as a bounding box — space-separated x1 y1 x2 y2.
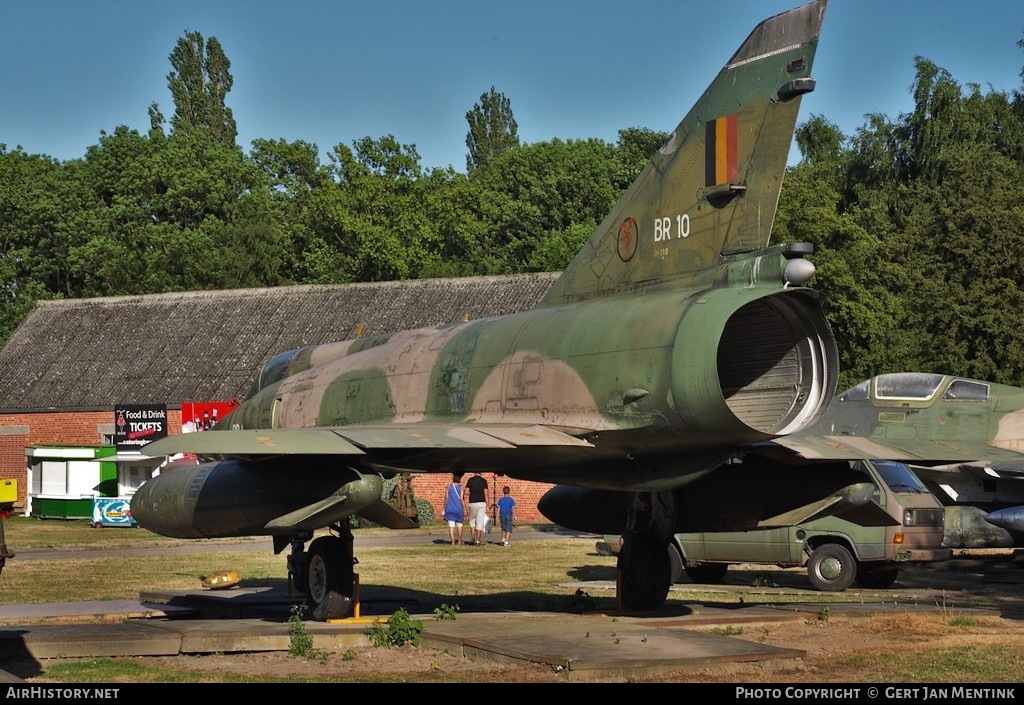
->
760 372 1024 548
134 1 841 618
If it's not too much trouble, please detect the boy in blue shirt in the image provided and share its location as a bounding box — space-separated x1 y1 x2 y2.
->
492 486 516 547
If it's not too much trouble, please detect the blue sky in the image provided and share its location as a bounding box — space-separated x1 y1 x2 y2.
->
3 0 1023 172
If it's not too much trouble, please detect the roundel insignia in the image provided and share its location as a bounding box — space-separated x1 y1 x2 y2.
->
617 217 638 262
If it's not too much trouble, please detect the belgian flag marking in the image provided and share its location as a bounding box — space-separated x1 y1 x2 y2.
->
705 114 738 187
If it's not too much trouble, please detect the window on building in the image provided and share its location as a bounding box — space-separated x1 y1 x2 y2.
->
120 464 157 494
31 460 69 496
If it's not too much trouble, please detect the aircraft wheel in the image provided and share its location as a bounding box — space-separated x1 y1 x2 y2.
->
683 562 729 584
618 534 671 611
807 543 856 591
668 543 684 584
305 536 354 619
855 563 899 589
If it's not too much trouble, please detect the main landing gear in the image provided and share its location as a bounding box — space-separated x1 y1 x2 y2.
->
617 490 675 612
618 533 672 611
286 523 357 620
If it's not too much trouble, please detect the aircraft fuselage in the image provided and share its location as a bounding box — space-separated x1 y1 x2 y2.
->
220 255 835 489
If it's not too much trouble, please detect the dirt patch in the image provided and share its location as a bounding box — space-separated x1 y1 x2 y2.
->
655 612 1024 683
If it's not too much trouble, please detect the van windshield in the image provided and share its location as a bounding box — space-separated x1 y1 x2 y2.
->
871 459 929 493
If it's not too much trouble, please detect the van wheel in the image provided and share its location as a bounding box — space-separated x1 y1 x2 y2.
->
807 544 856 591
683 562 728 584
856 563 899 589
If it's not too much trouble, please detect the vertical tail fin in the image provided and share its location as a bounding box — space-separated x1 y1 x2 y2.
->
538 0 827 307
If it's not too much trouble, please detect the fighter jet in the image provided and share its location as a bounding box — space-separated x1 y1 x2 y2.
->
761 372 1024 548
133 0 838 618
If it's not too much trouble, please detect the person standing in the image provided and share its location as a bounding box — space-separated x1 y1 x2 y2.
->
443 473 465 546
492 485 516 547
465 472 489 545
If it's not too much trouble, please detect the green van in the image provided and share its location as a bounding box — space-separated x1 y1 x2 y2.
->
597 459 951 591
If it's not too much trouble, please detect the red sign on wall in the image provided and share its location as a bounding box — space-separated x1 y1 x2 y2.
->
181 400 240 433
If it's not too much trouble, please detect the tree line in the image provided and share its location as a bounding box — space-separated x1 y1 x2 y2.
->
3 31 1024 392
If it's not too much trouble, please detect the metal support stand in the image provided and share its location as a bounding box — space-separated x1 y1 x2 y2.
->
615 567 622 612
352 573 361 620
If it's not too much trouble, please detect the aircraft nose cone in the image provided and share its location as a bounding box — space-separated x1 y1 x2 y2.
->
985 506 1024 532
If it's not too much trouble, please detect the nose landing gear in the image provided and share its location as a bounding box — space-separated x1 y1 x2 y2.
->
287 524 357 620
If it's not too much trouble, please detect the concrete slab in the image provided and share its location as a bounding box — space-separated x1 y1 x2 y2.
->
421 612 805 682
0 600 195 621
0 620 184 659
138 586 301 619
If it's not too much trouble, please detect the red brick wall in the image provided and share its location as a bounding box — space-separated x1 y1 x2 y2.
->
0 431 29 508
0 409 186 510
411 472 553 525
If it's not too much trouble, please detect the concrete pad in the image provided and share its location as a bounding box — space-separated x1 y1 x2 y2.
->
0 620 183 659
0 600 195 621
138 586 302 619
422 612 804 682
169 618 367 654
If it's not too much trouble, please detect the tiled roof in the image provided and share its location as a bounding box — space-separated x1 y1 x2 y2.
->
0 274 560 412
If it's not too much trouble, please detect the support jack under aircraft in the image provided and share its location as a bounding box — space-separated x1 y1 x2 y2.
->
133 0 962 618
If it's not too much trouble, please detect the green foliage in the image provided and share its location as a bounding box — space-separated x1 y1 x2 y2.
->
750 572 779 588
613 127 669 187
165 30 237 147
39 656 266 683
366 608 423 648
710 626 744 636
794 114 846 166
818 606 831 622
288 604 327 661
287 604 313 654
949 614 980 628
433 603 460 620
471 138 619 272
465 86 519 172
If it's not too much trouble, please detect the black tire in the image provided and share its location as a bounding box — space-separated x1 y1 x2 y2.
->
617 534 671 611
807 543 857 591
683 562 729 584
855 563 899 589
305 536 354 617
